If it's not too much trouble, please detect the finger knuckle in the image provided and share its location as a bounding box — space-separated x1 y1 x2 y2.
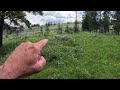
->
29 44 37 51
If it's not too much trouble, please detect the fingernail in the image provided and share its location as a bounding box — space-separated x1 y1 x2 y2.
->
44 39 48 42
41 56 44 58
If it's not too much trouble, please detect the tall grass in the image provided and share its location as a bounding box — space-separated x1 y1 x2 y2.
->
1 31 120 79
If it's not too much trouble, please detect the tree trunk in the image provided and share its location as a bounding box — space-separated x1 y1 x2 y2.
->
75 11 78 33
99 11 102 33
0 12 5 48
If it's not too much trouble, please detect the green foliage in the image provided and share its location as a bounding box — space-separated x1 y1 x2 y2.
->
0 11 43 47
74 11 79 33
100 11 111 33
40 26 43 34
57 23 62 34
0 11 31 28
82 11 98 32
82 11 113 34
44 23 50 37
74 20 79 33
1 31 120 79
65 22 69 33
65 22 73 33
54 35 72 41
82 11 92 31
31 24 40 27
2 13 120 79
112 11 120 35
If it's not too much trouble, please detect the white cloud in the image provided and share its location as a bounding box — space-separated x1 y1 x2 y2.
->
25 11 83 25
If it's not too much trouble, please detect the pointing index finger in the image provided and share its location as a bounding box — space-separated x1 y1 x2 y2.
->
34 39 48 53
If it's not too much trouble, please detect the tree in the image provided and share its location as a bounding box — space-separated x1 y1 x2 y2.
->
74 11 79 33
112 11 120 35
82 11 91 31
90 11 98 32
65 22 69 33
97 11 111 33
31 24 40 27
0 11 43 47
44 23 50 37
98 11 103 33
57 23 62 34
46 23 50 34
82 11 98 32
102 11 111 33
65 22 73 34
48 22 52 26
40 26 43 34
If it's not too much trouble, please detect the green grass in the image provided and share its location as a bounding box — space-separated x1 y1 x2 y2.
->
1 31 120 79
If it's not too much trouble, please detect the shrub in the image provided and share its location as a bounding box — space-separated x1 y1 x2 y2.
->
54 35 72 41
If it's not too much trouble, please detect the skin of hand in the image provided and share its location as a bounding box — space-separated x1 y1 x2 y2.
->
0 39 48 79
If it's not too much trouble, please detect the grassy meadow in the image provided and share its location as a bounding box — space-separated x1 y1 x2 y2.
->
1 23 120 79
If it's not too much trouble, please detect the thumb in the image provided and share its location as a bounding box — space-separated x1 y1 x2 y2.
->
33 56 46 72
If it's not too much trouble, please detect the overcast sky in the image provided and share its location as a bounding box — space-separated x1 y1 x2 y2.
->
25 11 84 25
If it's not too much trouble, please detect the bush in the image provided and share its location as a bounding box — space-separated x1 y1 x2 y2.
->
31 24 40 27
65 23 74 34
57 23 63 34
54 35 72 41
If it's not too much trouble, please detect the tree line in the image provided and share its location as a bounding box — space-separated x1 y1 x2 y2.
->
82 11 120 35
1 11 120 48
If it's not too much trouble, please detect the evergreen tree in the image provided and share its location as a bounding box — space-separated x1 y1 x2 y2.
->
112 11 120 35
44 23 50 37
65 22 69 33
90 11 98 32
102 11 111 33
98 11 103 33
82 11 98 32
0 11 43 47
82 11 91 31
57 23 62 34
74 11 79 33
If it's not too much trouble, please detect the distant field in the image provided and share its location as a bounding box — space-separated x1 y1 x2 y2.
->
1 23 120 79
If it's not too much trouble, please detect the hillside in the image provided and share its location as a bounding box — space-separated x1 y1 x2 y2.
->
1 28 120 79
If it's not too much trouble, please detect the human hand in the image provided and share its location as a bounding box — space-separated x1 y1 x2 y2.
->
0 39 48 79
